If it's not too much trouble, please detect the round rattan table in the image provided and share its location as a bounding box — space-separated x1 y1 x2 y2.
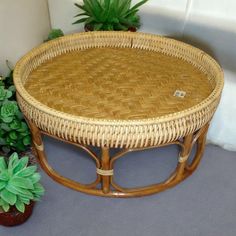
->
14 32 224 197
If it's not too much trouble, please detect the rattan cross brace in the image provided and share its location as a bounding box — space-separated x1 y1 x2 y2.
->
27 118 209 198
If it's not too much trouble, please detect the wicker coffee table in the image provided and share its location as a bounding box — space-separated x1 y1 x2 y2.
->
14 32 224 197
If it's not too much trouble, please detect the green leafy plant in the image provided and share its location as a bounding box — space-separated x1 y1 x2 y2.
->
73 0 148 31
3 61 14 89
45 29 64 42
0 152 45 213
0 71 31 154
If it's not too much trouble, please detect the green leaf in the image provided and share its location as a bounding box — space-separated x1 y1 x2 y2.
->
10 176 34 190
1 189 17 205
23 136 31 146
74 3 86 10
6 135 15 145
6 184 19 195
29 173 41 184
118 0 131 16
1 123 11 131
46 29 64 41
0 171 8 181
33 194 41 201
15 110 23 120
6 184 33 199
74 3 93 15
0 157 7 171
1 116 13 123
0 198 6 205
103 0 112 22
73 17 89 25
0 181 7 190
84 0 98 17
8 152 19 169
8 85 16 92
125 9 139 18
16 122 28 133
13 156 29 173
15 198 25 213
9 119 22 130
32 183 45 195
19 196 30 205
87 0 103 20
2 202 10 212
129 0 148 12
15 141 26 152
6 90 12 99
74 12 88 18
15 166 37 177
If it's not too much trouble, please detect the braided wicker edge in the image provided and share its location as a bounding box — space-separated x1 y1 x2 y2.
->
13 31 224 148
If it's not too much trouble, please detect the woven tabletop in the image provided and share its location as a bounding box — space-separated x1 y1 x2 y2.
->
25 47 213 120
14 32 224 148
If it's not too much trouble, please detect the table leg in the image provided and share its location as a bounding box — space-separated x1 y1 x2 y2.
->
25 117 210 198
175 134 193 181
101 148 111 194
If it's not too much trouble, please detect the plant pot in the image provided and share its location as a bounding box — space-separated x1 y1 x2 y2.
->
84 24 137 32
0 201 34 227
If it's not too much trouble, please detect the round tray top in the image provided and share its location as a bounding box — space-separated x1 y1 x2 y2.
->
25 47 212 120
14 32 224 148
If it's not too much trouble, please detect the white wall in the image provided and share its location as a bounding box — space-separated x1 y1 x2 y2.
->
183 0 236 72
186 0 236 19
0 0 51 76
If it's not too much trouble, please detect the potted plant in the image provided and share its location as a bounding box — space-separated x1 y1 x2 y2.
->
0 152 45 226
0 69 31 156
73 0 148 31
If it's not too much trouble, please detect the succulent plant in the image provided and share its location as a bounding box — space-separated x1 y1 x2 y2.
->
0 74 31 154
0 86 12 102
73 0 148 31
0 153 44 213
0 101 31 153
45 29 64 42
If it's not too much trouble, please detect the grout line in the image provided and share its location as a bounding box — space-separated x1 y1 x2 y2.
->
181 0 193 38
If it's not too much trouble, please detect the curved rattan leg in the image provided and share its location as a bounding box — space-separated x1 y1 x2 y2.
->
185 124 209 174
109 124 209 197
27 118 209 198
27 119 105 195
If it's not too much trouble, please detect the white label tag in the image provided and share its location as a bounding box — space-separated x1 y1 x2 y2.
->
174 90 186 98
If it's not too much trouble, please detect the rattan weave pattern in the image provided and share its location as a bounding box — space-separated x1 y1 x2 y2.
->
14 32 224 148
24 48 213 120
